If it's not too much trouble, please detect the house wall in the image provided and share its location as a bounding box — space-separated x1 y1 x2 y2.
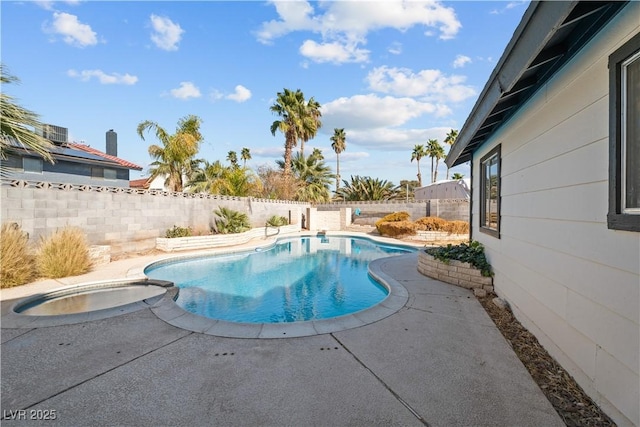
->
1 180 308 255
471 7 639 426
3 154 132 188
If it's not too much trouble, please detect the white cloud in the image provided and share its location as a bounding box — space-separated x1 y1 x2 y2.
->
388 42 402 55
36 1 81 11
366 66 476 103
46 12 97 47
150 14 184 51
257 1 461 64
170 82 201 100
322 94 448 130
252 147 287 158
346 127 452 151
299 39 369 64
67 69 138 85
340 151 370 162
226 85 252 102
452 54 471 68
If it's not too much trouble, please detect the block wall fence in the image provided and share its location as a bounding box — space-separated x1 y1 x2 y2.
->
1 179 470 255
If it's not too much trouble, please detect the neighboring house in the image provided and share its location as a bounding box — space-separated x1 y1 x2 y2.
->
2 127 142 188
414 179 470 200
446 2 638 426
129 175 167 191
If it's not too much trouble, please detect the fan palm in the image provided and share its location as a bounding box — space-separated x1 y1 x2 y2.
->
188 160 261 197
336 175 401 201
240 147 251 166
227 150 239 168
276 149 333 202
330 128 346 193
137 115 203 192
0 65 54 164
426 139 442 184
432 142 446 183
270 88 321 178
411 144 427 187
444 129 458 179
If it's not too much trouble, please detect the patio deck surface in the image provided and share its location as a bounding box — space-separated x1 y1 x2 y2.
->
1 233 563 426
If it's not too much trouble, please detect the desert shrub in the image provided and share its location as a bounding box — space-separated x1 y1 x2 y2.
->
1 223 35 288
376 220 417 238
214 207 251 234
375 211 410 231
414 216 448 231
444 220 470 234
266 215 288 227
36 226 91 279
425 240 492 277
165 226 192 238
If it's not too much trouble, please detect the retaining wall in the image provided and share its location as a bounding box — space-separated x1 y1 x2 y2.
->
318 199 469 222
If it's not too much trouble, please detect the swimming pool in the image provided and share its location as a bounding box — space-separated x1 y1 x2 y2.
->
145 236 415 323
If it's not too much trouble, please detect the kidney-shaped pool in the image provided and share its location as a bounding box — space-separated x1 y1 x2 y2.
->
144 236 415 323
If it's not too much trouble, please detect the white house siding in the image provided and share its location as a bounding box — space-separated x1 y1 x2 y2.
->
471 6 640 426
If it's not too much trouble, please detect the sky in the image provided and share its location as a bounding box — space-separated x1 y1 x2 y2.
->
2 0 529 187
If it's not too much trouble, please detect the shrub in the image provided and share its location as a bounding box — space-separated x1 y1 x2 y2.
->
266 215 288 227
1 223 35 288
376 220 417 238
165 226 192 238
214 207 251 234
375 211 410 231
36 226 91 279
425 240 492 277
414 216 448 231
444 220 470 234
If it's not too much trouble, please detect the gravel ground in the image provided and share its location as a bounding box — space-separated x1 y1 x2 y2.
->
477 293 616 427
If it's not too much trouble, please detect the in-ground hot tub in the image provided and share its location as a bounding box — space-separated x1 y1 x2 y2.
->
4 279 175 327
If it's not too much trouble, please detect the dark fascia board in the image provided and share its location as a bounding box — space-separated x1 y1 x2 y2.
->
446 1 578 168
8 146 127 170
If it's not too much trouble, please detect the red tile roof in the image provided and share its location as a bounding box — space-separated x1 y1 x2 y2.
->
66 142 143 170
129 177 152 189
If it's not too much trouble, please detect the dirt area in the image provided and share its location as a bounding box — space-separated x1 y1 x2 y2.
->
477 293 616 427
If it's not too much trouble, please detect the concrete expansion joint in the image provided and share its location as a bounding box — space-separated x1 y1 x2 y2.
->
330 333 430 426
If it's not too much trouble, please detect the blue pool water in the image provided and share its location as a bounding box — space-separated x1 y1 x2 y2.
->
145 236 414 323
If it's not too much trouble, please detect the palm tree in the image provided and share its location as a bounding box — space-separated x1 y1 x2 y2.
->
451 172 465 180
240 147 251 167
276 150 334 202
330 128 346 193
432 142 446 183
270 88 320 178
411 144 427 187
336 175 402 201
426 139 442 184
444 129 458 179
186 160 228 194
137 115 203 192
188 160 261 197
0 65 54 164
227 150 239 168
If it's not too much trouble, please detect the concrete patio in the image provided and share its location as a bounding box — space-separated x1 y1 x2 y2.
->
1 236 563 426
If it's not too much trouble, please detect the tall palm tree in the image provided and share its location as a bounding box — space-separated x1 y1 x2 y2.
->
426 139 442 184
240 147 251 167
227 150 239 168
137 115 203 192
432 142 446 183
270 88 320 178
411 144 427 187
0 65 54 164
330 128 346 193
444 129 458 179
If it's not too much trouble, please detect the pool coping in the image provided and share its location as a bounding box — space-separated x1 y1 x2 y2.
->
1 232 423 337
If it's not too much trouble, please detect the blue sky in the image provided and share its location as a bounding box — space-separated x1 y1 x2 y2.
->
2 0 528 186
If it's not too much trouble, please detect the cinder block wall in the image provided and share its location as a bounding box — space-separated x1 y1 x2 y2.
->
317 200 469 222
1 181 308 254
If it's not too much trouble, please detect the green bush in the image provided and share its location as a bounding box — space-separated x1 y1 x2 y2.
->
1 223 35 288
165 226 192 238
266 215 288 227
36 226 91 279
425 240 492 277
214 207 251 234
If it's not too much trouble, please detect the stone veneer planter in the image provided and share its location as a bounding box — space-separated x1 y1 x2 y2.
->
156 224 300 252
417 250 493 291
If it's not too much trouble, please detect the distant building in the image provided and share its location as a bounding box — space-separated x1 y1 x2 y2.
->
2 127 142 187
414 179 470 200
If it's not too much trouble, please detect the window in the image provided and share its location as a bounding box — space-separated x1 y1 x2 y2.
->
91 167 103 179
480 145 500 237
608 33 640 231
23 157 43 173
104 168 117 180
